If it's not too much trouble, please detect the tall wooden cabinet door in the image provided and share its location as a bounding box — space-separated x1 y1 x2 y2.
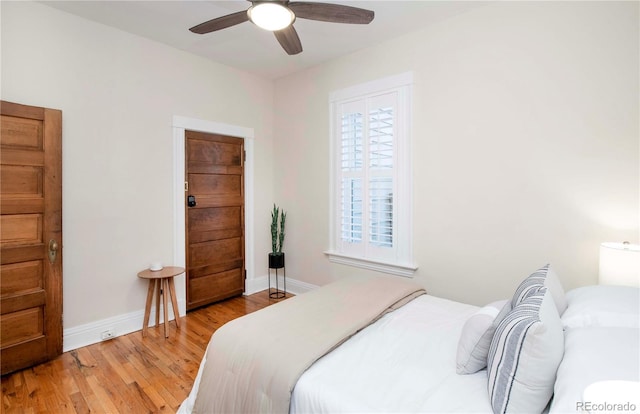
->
185 131 245 310
0 101 63 375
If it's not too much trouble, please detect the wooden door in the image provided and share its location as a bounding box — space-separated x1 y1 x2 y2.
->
185 131 245 310
0 101 63 375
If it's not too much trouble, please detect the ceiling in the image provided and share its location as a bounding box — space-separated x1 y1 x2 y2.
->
42 1 484 80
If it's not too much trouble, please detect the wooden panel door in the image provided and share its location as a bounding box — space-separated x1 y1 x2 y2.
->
185 131 245 310
0 100 63 375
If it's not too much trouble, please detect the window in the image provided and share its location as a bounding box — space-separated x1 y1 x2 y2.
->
326 73 416 277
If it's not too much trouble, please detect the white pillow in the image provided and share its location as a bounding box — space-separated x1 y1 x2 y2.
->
511 264 567 314
550 327 640 413
582 381 640 411
487 287 564 414
562 285 640 329
456 300 509 375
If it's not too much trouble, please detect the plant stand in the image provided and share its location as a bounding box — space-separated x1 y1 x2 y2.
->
268 253 286 299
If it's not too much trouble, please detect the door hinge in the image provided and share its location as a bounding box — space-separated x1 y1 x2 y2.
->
184 181 189 192
244 269 247 280
243 150 246 162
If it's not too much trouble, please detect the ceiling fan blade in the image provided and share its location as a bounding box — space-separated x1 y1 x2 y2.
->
274 25 303 55
189 10 249 34
288 2 374 24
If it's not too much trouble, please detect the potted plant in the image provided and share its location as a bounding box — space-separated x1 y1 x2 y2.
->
269 204 286 269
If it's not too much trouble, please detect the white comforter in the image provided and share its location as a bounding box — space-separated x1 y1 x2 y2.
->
180 294 492 413
291 294 492 413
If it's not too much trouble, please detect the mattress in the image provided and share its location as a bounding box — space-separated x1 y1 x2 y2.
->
290 294 492 413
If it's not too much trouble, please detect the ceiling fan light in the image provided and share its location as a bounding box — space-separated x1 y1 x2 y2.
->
247 3 295 31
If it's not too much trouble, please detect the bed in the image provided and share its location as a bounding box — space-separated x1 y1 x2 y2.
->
178 266 640 414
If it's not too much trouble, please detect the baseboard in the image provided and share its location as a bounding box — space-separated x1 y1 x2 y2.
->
244 275 269 294
63 277 318 352
286 277 318 295
244 275 318 296
63 300 182 352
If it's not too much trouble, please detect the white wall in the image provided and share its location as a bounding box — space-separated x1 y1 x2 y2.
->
273 1 639 305
1 2 275 338
2 0 638 344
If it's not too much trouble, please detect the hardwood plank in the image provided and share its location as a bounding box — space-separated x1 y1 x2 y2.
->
69 391 90 414
86 375 119 414
21 367 48 413
62 350 103 413
31 362 76 414
128 381 160 413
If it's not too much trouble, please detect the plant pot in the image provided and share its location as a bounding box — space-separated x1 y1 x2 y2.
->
268 252 285 269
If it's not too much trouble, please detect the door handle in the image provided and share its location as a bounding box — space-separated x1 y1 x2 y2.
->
48 239 59 264
187 195 196 207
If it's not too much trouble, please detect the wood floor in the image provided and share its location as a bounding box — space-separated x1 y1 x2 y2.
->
1 290 289 413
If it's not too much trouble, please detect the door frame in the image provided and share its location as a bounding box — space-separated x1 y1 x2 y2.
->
172 116 255 316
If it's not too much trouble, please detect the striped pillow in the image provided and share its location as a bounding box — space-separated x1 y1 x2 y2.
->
512 264 567 314
487 287 564 414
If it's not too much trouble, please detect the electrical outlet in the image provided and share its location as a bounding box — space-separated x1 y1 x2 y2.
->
100 329 115 341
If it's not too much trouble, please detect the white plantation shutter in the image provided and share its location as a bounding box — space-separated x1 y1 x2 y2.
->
369 177 392 248
328 72 416 276
341 177 362 243
369 106 393 169
340 107 364 245
368 97 394 253
341 112 363 171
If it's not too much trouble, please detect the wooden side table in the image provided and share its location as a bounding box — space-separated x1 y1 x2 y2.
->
137 266 184 338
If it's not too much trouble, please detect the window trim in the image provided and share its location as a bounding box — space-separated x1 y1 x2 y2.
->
325 72 417 277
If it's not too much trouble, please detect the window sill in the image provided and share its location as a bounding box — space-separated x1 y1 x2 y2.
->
324 251 418 277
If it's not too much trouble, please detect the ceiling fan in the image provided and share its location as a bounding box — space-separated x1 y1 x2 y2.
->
189 0 375 55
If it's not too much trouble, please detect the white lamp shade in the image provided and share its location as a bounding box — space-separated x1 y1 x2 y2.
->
599 242 640 287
